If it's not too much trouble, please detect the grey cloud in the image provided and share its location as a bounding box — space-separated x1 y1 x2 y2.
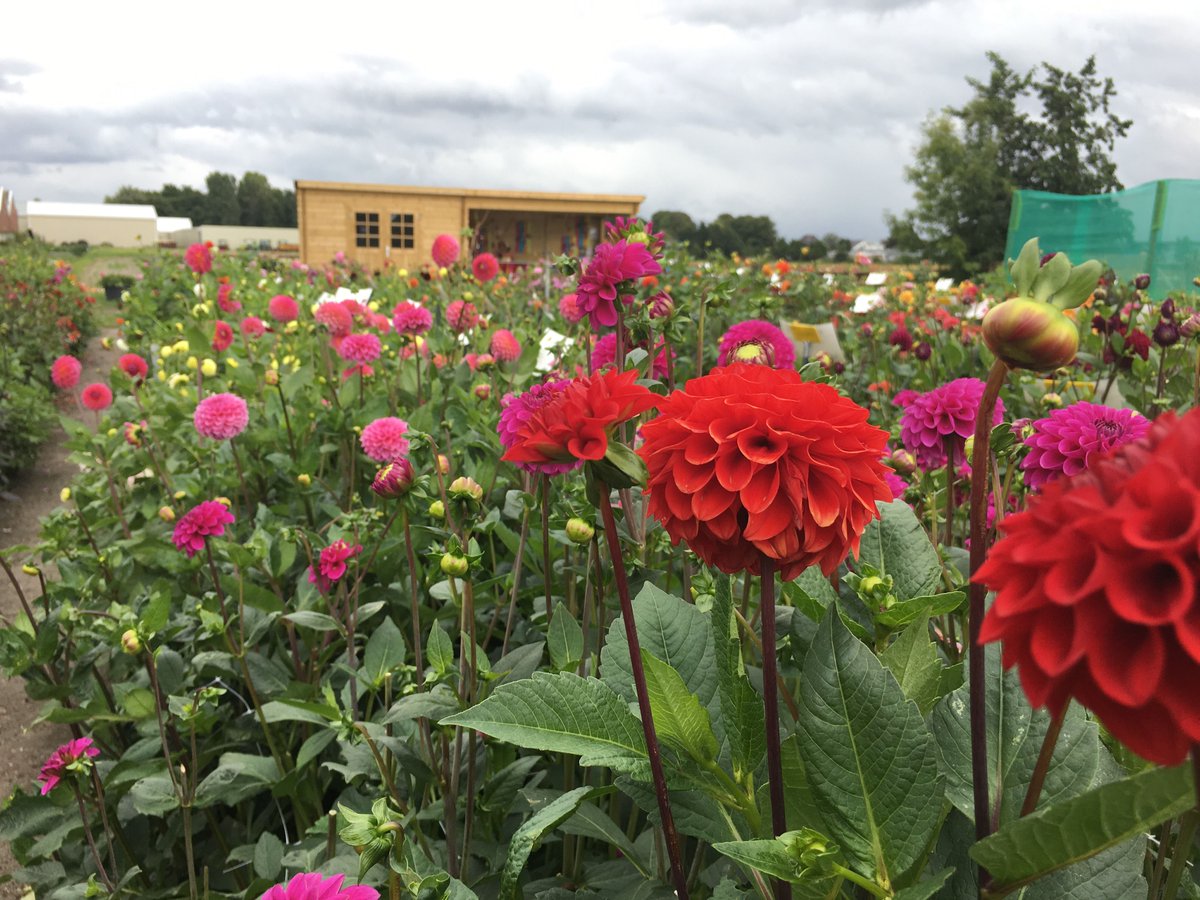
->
0 59 38 93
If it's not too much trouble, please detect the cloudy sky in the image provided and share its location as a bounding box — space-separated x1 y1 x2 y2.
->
3 0 1197 241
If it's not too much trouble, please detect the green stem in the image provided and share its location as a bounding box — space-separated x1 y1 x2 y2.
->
1161 810 1199 900
831 863 888 898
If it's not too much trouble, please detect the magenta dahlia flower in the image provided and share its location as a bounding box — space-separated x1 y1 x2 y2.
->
260 872 379 900
361 417 410 462
268 295 298 322
217 283 241 312
431 234 460 268
173 501 235 557
716 319 795 368
241 315 266 338
184 242 212 275
194 393 248 440
338 333 382 364
901 377 1005 470
446 300 479 333
38 737 99 795
315 302 353 337
590 333 671 379
51 355 82 389
1022 401 1150 490
497 379 581 476
81 383 112 411
490 329 521 362
392 301 432 335
472 252 500 282
308 539 363 594
575 240 662 328
892 389 921 409
559 292 585 323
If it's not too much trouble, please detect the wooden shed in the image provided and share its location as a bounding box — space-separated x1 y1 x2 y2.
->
294 181 644 272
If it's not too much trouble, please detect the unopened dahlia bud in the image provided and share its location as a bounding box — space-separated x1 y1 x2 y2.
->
1161 298 1176 320
1154 320 1180 348
428 500 445 519
440 553 469 577
296 473 312 487
265 369 279 386
1042 392 1063 408
436 454 450 475
889 448 916 476
647 292 674 319
448 476 483 503
60 487 71 502
1180 313 1200 339
159 506 176 522
371 459 414 498
565 517 595 544
914 341 932 361
21 564 39 576
1134 273 1151 290
982 298 1079 371
1093 286 1108 302
474 384 491 400
121 629 142 655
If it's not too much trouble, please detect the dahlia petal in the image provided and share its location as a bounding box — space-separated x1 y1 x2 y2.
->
740 465 781 515
736 428 788 465
806 477 843 528
1105 557 1194 626
1087 622 1165 707
673 458 714 493
743 494 793 542
692 479 736 521
683 434 720 464
715 450 757 492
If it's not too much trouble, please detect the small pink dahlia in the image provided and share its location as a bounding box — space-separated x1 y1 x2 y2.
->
1022 401 1150 491
575 240 662 328
590 332 671 379
446 300 479 333
241 315 266 337
217 283 241 312
260 872 379 900
184 242 212 275
315 302 353 337
308 539 363 594
268 295 298 322
497 380 581 476
338 333 382 364
172 500 235 557
360 417 410 462
392 301 432 335
472 252 500 282
51 355 82 389
900 377 1005 470
38 737 99 795
194 392 249 441
559 292 585 323
81 382 112 411
118 353 149 382
490 329 521 363
716 320 795 369
893 389 921 409
431 234 460 268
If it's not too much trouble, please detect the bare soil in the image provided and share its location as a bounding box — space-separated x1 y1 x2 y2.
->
0 326 121 898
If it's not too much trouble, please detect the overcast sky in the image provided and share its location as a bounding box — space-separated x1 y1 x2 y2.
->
4 0 1197 241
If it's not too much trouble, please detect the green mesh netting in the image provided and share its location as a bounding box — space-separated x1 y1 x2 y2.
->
1005 179 1200 299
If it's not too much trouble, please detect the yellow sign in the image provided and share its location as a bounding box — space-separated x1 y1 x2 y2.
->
789 322 821 343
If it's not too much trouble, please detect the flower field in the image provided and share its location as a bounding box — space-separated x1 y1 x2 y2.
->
1 227 1199 900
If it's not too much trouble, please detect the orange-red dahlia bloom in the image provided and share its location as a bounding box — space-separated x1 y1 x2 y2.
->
639 364 891 579
977 408 1200 766
501 368 658 469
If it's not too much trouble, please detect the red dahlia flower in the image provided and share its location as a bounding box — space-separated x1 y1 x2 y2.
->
268 295 298 322
977 408 1200 765
639 364 891 579
501 368 658 470
212 320 234 352
184 242 212 275
118 353 149 382
51 354 82 389
81 382 113 411
308 539 363 594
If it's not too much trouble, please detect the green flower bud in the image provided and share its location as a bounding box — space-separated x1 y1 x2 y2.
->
440 553 469 577
565 517 595 544
982 297 1079 371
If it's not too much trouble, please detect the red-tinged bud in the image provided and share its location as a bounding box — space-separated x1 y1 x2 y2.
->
565 517 595 544
371 459 414 498
1153 320 1180 348
448 476 483 502
914 341 932 361
474 383 491 400
1161 298 1176 320
1134 273 1151 290
647 291 674 319
1181 313 1200 339
890 448 916 476
982 297 1079 371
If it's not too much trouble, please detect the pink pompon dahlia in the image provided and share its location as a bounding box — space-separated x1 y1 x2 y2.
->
1022 401 1150 491
260 872 379 900
472 252 500 282
315 302 353 337
51 354 82 389
360 417 410 462
338 333 382 364
559 292 585 323
392 301 432 335
184 242 212 275
308 539 363 594
716 319 795 369
38 737 99 795
118 353 149 382
212 320 234 353
241 315 266 338
497 379 579 476
901 377 1005 470
81 382 113 411
446 300 479 333
268 295 298 322
575 240 662 328
194 392 249 440
172 500 235 557
431 234 460 268
490 329 521 363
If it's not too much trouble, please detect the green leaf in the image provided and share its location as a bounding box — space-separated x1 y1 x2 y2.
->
1052 259 1103 310
121 687 157 720
616 776 737 845
384 685 460 724
129 775 180 816
1010 237 1041 296
875 592 963 629
363 616 407 684
796 610 943 883
296 730 337 770
972 763 1193 895
555 799 650 877
640 650 719 765
547 601 583 672
1032 251 1070 302
499 786 605 900
931 645 1099 826
253 832 284 881
193 753 281 808
855 501 942 601
427 624 454 674
440 672 647 769
282 611 342 633
894 868 954 899
712 839 803 881
260 699 340 725
880 614 942 715
712 574 766 777
140 592 170 635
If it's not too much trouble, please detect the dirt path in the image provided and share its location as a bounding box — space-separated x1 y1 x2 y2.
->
0 325 121 898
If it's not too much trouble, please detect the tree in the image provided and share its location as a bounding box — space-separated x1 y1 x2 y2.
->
886 52 1132 275
204 171 240 225
650 210 698 245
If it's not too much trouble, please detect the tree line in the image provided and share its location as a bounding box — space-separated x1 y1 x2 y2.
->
649 210 860 261
105 171 296 228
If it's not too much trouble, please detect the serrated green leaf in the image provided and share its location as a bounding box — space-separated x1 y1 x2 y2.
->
894 868 954 899
547 601 583 672
555 800 650 877
972 763 1192 895
641 649 719 765
616 776 736 845
253 831 284 881
440 672 647 769
880 615 942 715
796 610 943 883
500 786 606 900
363 616 407 684
711 837 841 897
383 685 460 724
427 624 454 674
140 592 170 635
856 501 942 601
875 592 963 628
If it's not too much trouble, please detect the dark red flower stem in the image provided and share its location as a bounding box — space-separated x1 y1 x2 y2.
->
969 360 1008 856
1019 703 1067 818
760 553 792 900
597 484 690 900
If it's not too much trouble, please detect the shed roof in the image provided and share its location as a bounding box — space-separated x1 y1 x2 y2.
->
295 180 644 205
26 200 158 220
157 216 193 233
